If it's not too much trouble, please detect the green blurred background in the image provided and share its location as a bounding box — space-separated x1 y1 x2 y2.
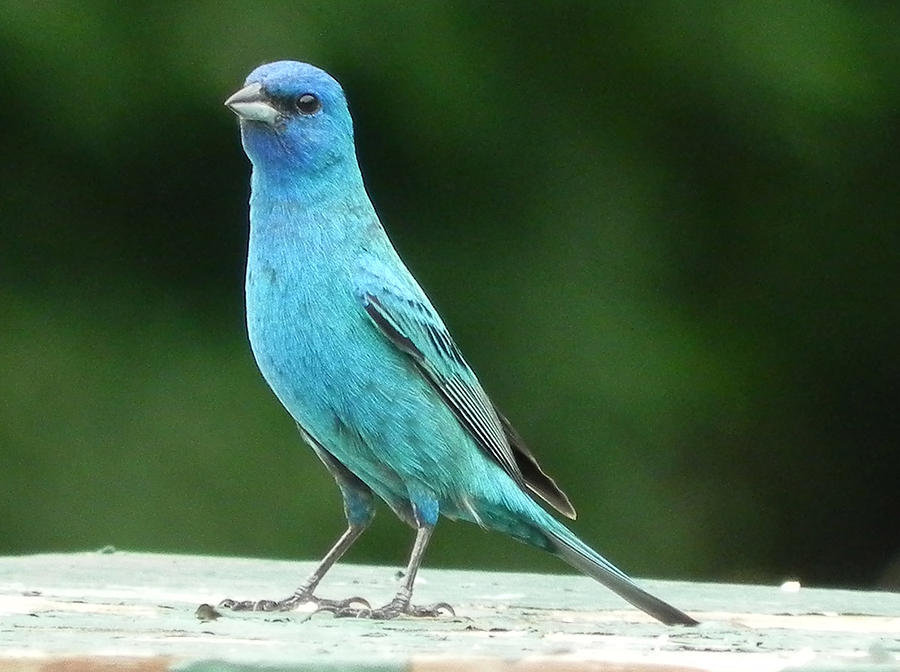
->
2 1 898 591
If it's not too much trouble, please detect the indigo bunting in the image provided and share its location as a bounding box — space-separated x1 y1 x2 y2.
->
222 60 696 626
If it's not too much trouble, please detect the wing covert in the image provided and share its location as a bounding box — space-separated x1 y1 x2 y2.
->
357 258 575 519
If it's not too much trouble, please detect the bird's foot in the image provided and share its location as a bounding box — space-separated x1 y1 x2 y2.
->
318 595 454 619
217 591 370 612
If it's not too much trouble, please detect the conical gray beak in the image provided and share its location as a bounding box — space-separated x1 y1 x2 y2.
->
225 82 280 125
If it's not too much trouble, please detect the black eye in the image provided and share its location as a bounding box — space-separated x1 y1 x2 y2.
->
295 93 321 115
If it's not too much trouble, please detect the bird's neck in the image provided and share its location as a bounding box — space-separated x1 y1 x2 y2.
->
251 153 366 202
247 158 379 247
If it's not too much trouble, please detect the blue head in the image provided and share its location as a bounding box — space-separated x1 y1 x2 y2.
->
225 61 357 180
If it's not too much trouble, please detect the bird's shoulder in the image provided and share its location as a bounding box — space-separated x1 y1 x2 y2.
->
353 249 433 309
352 249 472 376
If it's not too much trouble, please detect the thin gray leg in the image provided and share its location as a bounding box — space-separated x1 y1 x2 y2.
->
321 524 454 619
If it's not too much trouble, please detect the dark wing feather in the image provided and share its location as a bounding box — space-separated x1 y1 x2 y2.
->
361 289 575 519
493 407 575 519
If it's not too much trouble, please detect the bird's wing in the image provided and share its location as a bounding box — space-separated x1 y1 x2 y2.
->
356 255 575 519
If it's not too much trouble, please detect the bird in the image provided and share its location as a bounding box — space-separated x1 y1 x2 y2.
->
221 60 697 626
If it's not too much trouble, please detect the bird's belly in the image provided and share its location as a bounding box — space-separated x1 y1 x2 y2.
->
245 269 484 505
245 271 364 424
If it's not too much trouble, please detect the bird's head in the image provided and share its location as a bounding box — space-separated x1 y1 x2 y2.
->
225 61 356 177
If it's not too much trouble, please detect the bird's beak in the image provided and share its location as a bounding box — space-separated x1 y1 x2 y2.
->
225 82 280 125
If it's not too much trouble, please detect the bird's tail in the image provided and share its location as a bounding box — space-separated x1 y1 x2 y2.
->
537 511 698 626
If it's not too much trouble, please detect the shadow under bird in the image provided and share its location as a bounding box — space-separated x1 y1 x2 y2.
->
221 60 697 626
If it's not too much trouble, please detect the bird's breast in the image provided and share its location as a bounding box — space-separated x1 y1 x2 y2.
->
244 231 379 422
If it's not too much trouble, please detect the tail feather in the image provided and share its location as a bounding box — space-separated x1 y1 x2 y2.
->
542 515 698 626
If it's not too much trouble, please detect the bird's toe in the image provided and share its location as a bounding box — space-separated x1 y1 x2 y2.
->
319 597 454 620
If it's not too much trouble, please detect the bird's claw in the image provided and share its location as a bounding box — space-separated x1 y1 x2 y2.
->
217 598 280 611
309 595 371 610
403 601 455 618
318 597 454 619
217 593 370 612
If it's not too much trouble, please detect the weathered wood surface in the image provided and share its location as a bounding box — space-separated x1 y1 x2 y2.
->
0 551 897 671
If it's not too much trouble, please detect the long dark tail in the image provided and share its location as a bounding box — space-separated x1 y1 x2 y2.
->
540 513 698 625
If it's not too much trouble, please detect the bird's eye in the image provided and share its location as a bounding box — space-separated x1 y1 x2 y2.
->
295 93 321 115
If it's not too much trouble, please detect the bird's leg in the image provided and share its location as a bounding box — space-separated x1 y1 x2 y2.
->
371 524 454 618
218 522 371 612
321 524 454 619
216 437 377 613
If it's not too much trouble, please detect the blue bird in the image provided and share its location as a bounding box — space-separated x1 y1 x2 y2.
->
222 61 697 625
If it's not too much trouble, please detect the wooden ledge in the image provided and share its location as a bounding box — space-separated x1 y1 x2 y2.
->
0 552 897 671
